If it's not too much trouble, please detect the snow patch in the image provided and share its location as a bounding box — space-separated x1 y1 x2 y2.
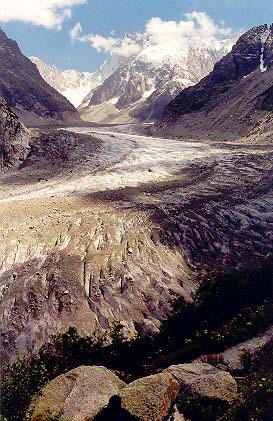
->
142 86 156 99
260 27 270 73
110 97 119 105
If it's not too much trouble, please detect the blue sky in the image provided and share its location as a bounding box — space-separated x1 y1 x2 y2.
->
0 0 272 72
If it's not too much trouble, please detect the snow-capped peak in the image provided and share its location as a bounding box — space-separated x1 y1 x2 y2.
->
30 55 123 108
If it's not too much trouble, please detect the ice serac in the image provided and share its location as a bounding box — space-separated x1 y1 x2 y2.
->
79 34 235 124
156 24 273 140
0 29 81 127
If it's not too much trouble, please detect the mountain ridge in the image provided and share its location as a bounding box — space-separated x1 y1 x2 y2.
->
0 29 81 127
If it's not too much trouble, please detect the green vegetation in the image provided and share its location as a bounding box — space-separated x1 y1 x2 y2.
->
177 395 228 421
1 258 273 421
220 343 273 420
0 357 48 421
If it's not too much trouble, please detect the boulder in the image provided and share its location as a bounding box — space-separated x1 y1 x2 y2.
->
164 363 237 403
30 366 126 421
119 372 180 421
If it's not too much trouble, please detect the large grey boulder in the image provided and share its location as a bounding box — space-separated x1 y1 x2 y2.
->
164 363 237 403
30 366 126 421
119 372 180 421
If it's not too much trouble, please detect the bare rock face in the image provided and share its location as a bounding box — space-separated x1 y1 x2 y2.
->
30 366 126 421
0 99 30 170
119 372 180 421
0 29 80 127
157 24 273 140
164 363 238 404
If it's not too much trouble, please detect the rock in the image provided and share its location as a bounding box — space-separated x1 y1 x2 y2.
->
30 366 126 421
164 363 237 404
0 99 30 170
119 372 180 421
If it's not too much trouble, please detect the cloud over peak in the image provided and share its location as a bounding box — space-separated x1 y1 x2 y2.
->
71 11 233 57
0 0 86 30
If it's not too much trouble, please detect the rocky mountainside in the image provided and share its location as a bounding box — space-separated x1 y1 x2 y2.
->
79 34 235 124
0 98 30 170
156 24 273 140
0 30 80 127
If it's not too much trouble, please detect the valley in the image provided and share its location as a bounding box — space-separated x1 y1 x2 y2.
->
1 126 272 367
0 13 273 421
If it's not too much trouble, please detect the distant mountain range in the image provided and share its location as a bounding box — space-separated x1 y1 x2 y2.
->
0 30 80 126
31 33 236 125
29 55 124 110
1 24 272 137
29 57 97 108
155 24 273 140
79 34 235 124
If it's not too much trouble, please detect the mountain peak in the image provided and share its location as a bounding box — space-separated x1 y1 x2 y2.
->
79 34 235 124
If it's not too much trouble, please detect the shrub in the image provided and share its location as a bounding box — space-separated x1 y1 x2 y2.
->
177 395 228 421
0 356 48 421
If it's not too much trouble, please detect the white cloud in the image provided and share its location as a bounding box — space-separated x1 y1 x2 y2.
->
70 21 83 43
145 12 232 46
71 22 143 57
72 11 233 57
0 0 86 30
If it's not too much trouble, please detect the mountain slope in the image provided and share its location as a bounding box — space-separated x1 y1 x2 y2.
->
79 35 235 124
155 24 273 140
0 30 80 126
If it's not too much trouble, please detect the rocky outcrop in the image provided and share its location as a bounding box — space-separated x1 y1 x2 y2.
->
156 24 273 140
119 372 180 421
30 366 126 421
0 29 81 127
0 98 30 170
164 363 237 404
29 363 237 421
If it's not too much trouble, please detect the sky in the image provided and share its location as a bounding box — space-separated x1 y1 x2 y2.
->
0 0 272 73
